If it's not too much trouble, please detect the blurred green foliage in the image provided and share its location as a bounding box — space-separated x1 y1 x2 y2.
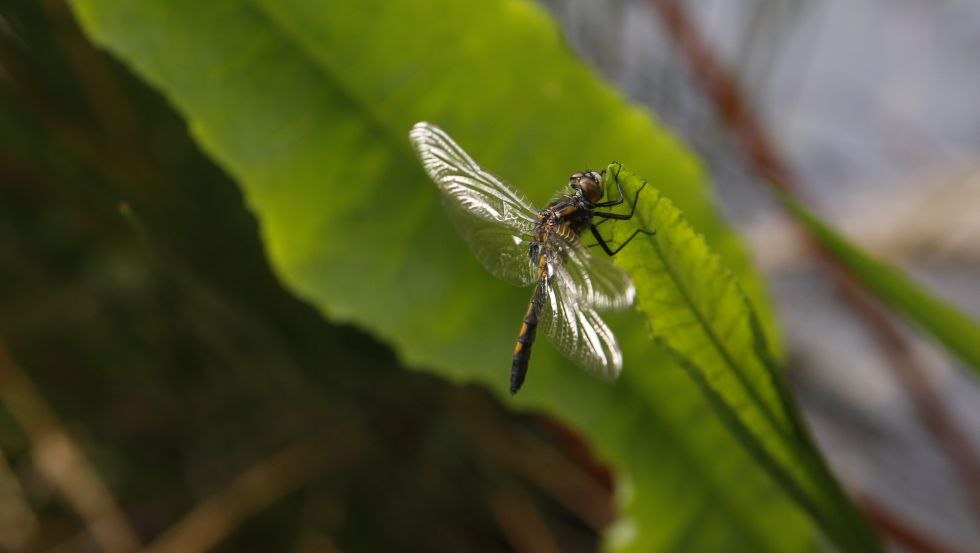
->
1 2 616 551
785 195 980 376
66 0 836 550
0 0 919 550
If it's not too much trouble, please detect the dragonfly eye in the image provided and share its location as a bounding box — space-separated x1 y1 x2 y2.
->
575 172 603 204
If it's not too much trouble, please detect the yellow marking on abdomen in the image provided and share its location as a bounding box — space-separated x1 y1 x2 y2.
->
509 254 550 394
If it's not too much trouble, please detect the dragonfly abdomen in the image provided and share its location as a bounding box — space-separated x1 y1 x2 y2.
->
510 254 548 394
510 294 539 394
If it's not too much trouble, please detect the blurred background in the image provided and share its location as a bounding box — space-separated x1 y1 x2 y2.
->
540 0 980 550
1 0 978 552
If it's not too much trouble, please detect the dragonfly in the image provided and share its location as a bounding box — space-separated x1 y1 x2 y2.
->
409 122 653 394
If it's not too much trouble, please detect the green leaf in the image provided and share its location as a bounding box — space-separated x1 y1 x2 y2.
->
607 165 880 552
784 195 980 375
72 0 820 550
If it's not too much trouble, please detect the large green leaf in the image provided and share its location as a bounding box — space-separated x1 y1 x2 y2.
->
607 166 880 552
73 0 817 550
785 195 980 375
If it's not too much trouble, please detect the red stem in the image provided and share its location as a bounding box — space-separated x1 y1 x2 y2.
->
858 495 972 553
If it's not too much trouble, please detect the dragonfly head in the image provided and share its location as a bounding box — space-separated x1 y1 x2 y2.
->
568 171 604 204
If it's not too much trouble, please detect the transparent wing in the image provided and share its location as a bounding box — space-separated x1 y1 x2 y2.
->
409 122 539 286
550 234 635 310
536 264 623 381
446 217 537 286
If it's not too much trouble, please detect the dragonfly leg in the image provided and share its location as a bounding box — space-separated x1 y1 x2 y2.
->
589 175 655 255
593 163 626 207
592 179 648 220
588 224 655 256
583 218 613 247
584 219 616 247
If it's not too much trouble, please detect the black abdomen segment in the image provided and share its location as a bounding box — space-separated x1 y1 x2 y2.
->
510 294 540 395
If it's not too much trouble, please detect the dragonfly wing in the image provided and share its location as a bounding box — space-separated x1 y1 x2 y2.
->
536 259 624 381
551 234 635 310
410 122 539 286
444 213 537 286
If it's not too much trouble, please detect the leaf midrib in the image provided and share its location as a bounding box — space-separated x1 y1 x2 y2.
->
634 191 789 441
613 383 795 553
232 0 452 308
244 0 410 159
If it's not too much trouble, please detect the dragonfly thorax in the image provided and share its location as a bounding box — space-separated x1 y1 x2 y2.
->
537 196 591 237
